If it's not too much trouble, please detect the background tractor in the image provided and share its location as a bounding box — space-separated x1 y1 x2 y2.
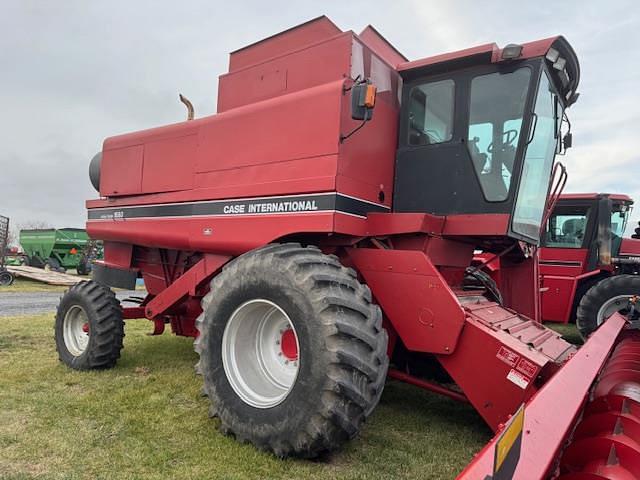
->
479 193 640 337
540 193 640 337
54 16 640 478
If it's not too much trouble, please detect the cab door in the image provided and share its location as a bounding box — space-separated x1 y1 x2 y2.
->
539 203 594 322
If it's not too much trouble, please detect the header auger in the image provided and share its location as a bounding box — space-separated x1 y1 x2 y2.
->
56 16 640 478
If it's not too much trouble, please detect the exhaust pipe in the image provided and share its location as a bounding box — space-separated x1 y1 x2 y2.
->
179 94 194 121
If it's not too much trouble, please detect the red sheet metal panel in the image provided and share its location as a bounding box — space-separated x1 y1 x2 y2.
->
456 314 627 480
620 238 640 256
87 212 336 256
357 25 408 66
439 315 557 430
347 248 466 355
218 33 352 112
227 16 342 72
144 254 230 319
468 301 574 362
141 134 197 194
364 212 445 236
200 80 343 173
100 145 144 196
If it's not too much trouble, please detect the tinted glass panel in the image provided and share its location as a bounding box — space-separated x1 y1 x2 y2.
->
407 80 454 145
543 207 590 248
468 68 531 202
513 72 559 239
611 208 629 237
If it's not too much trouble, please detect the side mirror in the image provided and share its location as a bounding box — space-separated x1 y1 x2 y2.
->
351 81 377 121
563 132 573 150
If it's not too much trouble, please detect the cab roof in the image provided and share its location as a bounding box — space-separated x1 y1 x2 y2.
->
397 36 580 106
560 193 634 203
397 37 561 73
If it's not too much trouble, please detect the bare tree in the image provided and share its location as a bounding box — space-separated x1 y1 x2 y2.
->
6 227 17 248
4 220 53 248
18 220 53 230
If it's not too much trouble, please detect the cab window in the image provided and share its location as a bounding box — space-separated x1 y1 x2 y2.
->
543 207 590 248
407 80 454 146
467 68 531 202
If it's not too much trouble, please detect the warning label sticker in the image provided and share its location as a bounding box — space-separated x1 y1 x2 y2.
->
496 346 520 368
507 369 530 389
516 358 538 378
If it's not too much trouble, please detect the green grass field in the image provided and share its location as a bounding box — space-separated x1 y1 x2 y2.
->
2 278 69 293
1 278 144 293
0 314 491 480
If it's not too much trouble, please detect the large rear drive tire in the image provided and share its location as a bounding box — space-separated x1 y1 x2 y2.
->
576 275 640 338
195 243 388 458
55 280 125 370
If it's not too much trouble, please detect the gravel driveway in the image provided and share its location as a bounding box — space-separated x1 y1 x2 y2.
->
0 290 143 317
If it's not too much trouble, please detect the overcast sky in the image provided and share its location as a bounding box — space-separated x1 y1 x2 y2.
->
1 0 638 235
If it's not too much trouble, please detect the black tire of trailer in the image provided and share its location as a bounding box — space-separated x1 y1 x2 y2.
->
45 257 65 273
76 258 90 276
0 270 14 286
576 275 640 338
27 255 42 268
55 280 125 370
195 243 388 458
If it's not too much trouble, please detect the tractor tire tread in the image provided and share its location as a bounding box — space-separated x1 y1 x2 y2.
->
55 280 124 370
576 275 640 338
195 242 388 458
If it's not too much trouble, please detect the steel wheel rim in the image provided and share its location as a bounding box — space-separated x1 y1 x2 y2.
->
597 295 631 326
222 299 300 408
63 305 90 356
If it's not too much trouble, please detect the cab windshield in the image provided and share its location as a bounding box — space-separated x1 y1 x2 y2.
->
611 206 630 237
512 71 563 239
468 68 531 202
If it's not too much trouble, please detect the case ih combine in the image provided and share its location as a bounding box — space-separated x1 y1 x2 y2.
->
55 17 640 478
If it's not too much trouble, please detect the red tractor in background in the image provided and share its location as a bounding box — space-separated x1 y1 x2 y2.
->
480 193 640 337
55 17 640 478
541 193 640 336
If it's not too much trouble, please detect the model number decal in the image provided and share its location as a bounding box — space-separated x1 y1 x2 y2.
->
98 210 124 220
496 346 520 368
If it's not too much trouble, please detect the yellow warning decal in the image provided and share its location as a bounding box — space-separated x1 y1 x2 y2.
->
494 405 525 473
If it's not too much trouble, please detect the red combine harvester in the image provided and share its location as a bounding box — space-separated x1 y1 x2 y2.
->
55 17 640 478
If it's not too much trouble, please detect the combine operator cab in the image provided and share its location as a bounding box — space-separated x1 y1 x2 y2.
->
395 38 579 244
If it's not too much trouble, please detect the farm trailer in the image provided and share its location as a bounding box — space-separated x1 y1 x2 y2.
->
20 228 90 273
55 17 640 478
0 215 15 286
